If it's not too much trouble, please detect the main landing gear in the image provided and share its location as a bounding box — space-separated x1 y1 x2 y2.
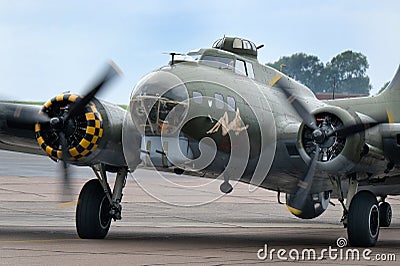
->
379 197 392 228
76 164 128 239
338 175 392 247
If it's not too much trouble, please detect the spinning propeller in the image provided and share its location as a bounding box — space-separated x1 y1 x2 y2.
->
33 62 121 203
281 87 383 215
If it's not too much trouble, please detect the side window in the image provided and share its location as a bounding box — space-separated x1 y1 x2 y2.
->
214 93 224 109
246 62 255 79
227 96 236 110
192 91 202 104
235 59 246 76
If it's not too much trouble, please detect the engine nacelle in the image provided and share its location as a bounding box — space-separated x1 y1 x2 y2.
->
286 191 330 219
35 93 130 168
297 106 364 175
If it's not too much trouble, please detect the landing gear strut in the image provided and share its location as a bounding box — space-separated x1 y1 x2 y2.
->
76 164 128 239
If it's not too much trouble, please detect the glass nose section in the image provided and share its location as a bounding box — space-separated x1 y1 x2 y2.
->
129 71 189 136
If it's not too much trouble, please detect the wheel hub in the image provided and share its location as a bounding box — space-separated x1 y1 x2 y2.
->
369 205 379 238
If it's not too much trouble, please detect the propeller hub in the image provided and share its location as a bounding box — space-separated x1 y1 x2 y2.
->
312 125 336 148
50 117 64 131
312 129 325 144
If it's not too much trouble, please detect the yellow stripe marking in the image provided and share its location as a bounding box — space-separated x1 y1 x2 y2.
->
286 205 302 216
35 124 41 132
69 147 79 157
68 94 79 102
45 146 53 155
91 136 98 144
80 139 91 149
269 74 282 87
56 94 64 102
56 150 62 159
81 149 90 156
85 112 95 120
86 126 95 135
387 109 394 124
37 136 45 146
44 100 52 108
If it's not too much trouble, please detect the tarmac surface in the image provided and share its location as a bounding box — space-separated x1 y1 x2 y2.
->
0 150 399 265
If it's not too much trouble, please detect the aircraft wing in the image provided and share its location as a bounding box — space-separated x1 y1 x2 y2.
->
0 102 46 156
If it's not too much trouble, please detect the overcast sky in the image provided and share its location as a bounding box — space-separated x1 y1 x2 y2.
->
1 0 399 104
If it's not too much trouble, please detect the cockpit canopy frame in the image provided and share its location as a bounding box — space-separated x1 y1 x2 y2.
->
212 37 258 59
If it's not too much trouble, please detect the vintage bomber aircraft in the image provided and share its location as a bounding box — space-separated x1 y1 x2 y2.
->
1 36 400 247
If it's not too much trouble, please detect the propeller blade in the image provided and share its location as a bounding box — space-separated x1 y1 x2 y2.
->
58 131 72 201
327 121 381 138
4 103 51 125
64 61 122 121
280 87 317 130
286 145 320 215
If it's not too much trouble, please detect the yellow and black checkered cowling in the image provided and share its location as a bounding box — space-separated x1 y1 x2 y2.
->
35 93 103 161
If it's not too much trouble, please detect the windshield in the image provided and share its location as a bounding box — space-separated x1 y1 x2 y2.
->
199 55 234 70
186 51 202 61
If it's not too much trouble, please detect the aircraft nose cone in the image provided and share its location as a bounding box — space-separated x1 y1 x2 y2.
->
129 71 189 135
132 71 188 101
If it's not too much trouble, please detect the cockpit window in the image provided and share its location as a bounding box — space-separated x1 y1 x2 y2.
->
232 38 255 51
246 62 255 79
186 52 202 61
235 59 246 75
212 37 258 58
250 42 257 51
243 40 251 50
213 38 224 49
200 55 234 69
233 38 242 49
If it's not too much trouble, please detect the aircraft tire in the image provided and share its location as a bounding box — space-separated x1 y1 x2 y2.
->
76 179 112 239
347 190 379 247
379 202 392 227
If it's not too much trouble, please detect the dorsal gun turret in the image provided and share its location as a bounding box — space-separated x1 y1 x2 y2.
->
212 37 259 60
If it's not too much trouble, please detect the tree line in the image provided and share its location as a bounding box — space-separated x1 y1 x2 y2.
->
267 51 373 95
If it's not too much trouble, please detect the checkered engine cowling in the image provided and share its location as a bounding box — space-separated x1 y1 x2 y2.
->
35 93 103 161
